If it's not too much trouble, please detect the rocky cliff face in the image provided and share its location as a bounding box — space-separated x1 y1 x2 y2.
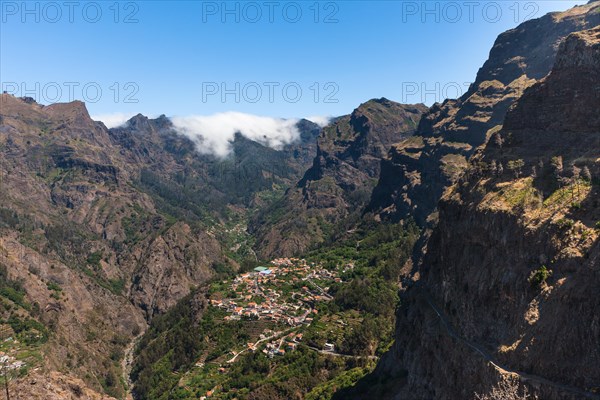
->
368 2 600 226
251 99 427 259
354 24 600 400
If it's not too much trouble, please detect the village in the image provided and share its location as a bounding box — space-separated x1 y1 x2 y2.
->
208 258 351 358
0 352 25 371
193 258 352 399
209 258 348 327
0 326 27 374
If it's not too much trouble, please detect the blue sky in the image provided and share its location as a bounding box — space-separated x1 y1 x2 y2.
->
0 0 588 124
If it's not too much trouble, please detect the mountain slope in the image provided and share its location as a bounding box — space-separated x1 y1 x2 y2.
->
251 99 427 259
0 95 320 397
346 24 600 400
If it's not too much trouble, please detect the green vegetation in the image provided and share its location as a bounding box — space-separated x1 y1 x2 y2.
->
498 178 543 210
0 265 48 348
529 265 552 289
0 266 29 311
171 345 370 400
556 218 575 230
86 251 103 267
306 364 376 400
132 296 257 400
5 315 48 345
131 220 421 399
107 278 125 295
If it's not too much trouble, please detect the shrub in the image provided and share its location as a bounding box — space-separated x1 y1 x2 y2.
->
528 266 552 289
86 251 103 267
556 218 575 229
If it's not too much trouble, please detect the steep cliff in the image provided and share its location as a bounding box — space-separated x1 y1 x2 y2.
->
368 1 600 226
351 25 600 400
251 99 427 258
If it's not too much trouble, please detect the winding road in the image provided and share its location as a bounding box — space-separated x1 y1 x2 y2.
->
226 327 297 363
422 293 600 399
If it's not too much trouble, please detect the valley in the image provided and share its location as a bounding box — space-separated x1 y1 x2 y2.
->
131 221 419 400
0 1 599 399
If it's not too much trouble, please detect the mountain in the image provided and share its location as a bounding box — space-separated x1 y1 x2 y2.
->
367 1 600 226
250 99 427 259
109 114 320 212
1 2 598 398
342 23 600 400
0 95 320 397
125 9 598 395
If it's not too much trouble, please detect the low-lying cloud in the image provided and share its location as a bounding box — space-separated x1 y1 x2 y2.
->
306 115 332 128
92 113 137 129
171 112 303 158
94 111 332 158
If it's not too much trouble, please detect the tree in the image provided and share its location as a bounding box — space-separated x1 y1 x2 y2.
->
1 359 12 400
497 162 504 177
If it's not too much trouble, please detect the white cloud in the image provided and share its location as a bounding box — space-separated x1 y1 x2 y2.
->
171 112 302 158
91 113 136 128
306 115 332 127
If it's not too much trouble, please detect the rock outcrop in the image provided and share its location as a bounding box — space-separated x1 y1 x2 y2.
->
251 99 427 258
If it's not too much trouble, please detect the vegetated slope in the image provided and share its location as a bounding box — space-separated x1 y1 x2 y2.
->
344 24 600 400
251 98 427 259
367 1 600 226
0 94 320 398
130 221 421 400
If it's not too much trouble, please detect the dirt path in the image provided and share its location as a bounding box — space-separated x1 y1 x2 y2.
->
423 294 600 399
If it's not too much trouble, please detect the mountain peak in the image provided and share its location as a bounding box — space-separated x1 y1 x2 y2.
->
0 93 43 113
124 113 152 131
44 100 91 121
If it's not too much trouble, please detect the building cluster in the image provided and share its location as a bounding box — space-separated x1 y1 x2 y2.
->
261 331 304 358
0 353 25 370
209 258 343 327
